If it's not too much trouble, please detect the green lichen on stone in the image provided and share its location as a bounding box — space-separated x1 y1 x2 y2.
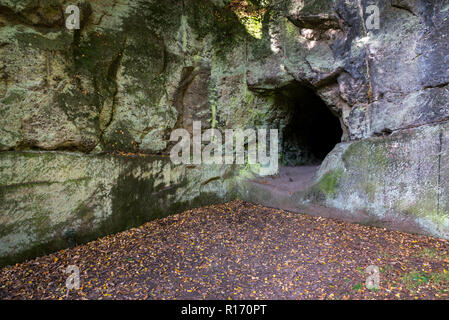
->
16 30 72 52
183 0 247 58
362 180 377 202
102 121 136 152
401 192 449 227
317 169 343 196
342 139 389 171
0 87 28 105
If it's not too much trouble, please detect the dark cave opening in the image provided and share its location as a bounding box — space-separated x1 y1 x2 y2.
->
275 83 343 166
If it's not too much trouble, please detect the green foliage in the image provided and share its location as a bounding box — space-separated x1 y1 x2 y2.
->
416 247 448 261
402 271 430 289
352 283 363 291
229 0 269 39
402 270 449 290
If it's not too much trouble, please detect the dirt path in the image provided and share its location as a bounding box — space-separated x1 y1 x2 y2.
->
251 166 319 194
1 201 448 300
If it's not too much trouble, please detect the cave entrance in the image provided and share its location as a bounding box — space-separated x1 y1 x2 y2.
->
277 83 343 167
258 83 343 193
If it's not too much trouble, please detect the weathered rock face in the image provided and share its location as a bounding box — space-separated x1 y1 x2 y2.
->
0 151 237 266
0 0 250 265
247 0 449 140
0 0 248 153
313 122 449 239
1 0 449 265
240 0 449 240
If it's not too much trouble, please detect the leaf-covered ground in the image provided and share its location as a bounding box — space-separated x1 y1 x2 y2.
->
1 201 448 300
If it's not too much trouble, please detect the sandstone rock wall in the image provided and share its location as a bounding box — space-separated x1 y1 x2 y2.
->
0 0 250 266
240 0 449 240
1 0 449 265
